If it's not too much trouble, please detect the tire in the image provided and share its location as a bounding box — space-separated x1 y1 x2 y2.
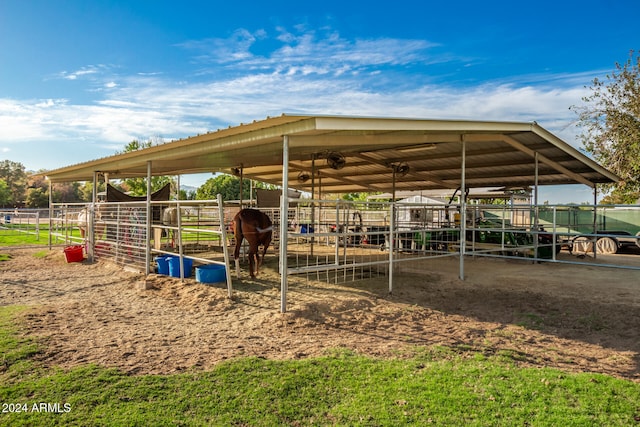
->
572 236 593 253
596 236 618 254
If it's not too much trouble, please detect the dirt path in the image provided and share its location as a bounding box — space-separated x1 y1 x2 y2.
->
1 248 639 381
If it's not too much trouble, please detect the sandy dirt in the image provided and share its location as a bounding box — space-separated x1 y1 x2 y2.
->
1 247 639 381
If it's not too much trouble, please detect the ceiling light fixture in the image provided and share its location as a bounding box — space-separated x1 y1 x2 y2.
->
398 143 437 153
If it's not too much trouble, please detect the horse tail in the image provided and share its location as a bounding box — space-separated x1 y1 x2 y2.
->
233 213 242 237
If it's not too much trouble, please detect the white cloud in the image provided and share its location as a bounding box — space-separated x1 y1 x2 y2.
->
60 66 101 81
0 71 590 150
0 25 599 172
179 25 442 79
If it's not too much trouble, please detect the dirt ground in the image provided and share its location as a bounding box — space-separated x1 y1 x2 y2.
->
1 247 640 382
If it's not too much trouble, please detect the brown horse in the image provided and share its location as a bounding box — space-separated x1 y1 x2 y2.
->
232 208 273 278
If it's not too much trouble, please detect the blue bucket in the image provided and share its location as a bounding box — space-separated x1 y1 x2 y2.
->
155 256 171 275
300 224 314 233
196 264 227 284
168 256 193 278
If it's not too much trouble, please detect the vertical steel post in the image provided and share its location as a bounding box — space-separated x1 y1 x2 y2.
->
48 178 53 249
145 161 152 275
335 202 340 265
552 206 558 261
593 185 598 258
218 193 233 298
388 199 395 294
310 154 316 257
238 166 244 209
176 199 184 280
388 166 398 294
534 152 539 259
87 171 98 262
280 136 290 313
459 136 466 280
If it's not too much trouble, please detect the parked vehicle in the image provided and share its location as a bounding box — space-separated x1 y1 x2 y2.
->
570 230 640 255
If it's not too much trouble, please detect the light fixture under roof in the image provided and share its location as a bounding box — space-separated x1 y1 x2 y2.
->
398 143 438 153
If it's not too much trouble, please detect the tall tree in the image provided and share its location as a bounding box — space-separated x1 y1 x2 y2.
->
195 174 275 201
572 50 640 203
79 180 105 202
24 174 49 208
0 179 10 207
50 182 85 204
0 160 27 207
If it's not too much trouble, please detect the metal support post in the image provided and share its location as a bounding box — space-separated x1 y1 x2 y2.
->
145 161 152 275
280 136 290 313
459 136 466 280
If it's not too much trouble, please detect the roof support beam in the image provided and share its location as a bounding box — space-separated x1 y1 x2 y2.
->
466 134 594 187
287 134 461 148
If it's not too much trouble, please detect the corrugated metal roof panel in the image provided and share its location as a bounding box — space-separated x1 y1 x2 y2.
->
42 115 618 193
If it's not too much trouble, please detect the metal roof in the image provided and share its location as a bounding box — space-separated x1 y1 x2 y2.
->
43 114 619 193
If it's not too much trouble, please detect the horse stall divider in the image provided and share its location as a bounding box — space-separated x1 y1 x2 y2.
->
46 198 640 313
49 203 89 248
283 198 463 289
149 198 232 291
176 200 185 280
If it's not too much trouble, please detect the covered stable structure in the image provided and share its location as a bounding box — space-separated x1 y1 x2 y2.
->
43 114 619 312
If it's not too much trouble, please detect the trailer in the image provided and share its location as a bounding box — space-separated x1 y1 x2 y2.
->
570 230 640 255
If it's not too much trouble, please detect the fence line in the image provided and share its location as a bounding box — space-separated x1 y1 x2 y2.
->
25 200 640 293
0 210 41 240
282 200 640 287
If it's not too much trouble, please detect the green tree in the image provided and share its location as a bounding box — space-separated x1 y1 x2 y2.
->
118 139 176 197
25 174 49 208
50 182 85 204
341 192 371 202
0 179 10 206
196 174 275 201
78 180 107 202
0 160 27 207
22 173 85 207
599 191 640 205
196 175 250 201
178 188 196 200
572 50 640 203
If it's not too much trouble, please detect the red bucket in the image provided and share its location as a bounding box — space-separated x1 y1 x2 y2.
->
63 245 84 263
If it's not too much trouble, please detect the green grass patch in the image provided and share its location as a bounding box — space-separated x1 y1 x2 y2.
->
0 254 11 261
515 312 546 330
0 306 40 375
1 305 639 426
0 229 50 246
31 251 49 259
0 224 82 247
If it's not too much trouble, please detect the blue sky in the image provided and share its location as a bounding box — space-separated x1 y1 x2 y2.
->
1 0 638 203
